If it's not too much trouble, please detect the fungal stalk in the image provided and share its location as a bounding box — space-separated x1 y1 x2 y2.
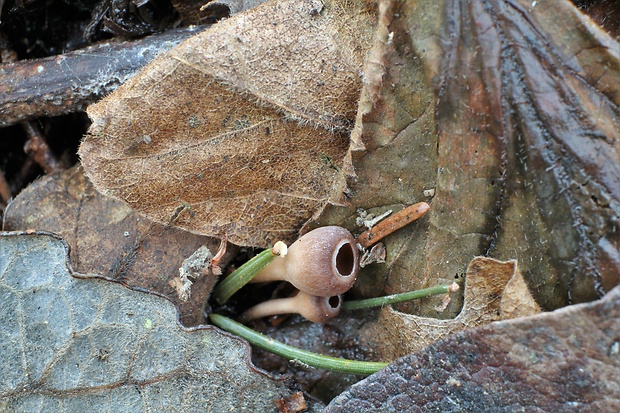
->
240 290 341 323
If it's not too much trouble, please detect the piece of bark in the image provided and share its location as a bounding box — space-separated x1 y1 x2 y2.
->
0 26 207 128
326 285 620 412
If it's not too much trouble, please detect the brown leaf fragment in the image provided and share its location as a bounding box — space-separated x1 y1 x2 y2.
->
327 286 620 412
500 263 542 320
275 391 308 413
360 257 519 361
79 0 377 248
3 166 229 326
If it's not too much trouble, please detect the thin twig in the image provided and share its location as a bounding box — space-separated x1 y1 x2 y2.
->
358 202 430 247
22 122 63 174
0 169 11 207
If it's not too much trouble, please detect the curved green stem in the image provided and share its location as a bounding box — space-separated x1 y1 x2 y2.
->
342 283 458 311
210 313 389 375
213 248 278 304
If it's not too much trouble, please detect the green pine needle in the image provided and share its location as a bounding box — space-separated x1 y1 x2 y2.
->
342 283 458 311
209 313 389 375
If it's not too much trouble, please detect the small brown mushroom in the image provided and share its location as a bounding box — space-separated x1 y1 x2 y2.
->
240 290 342 323
250 226 359 297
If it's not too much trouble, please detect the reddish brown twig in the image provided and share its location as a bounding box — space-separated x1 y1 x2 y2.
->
22 122 63 174
358 202 430 248
0 169 11 206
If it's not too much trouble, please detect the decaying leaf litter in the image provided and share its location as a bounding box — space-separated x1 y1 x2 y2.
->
0 232 323 412
2 0 620 408
317 0 620 319
79 0 378 248
2 166 227 326
326 285 620 412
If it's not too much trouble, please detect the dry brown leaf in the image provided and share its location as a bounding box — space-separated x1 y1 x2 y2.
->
316 0 620 317
361 257 523 361
79 0 377 248
327 286 620 412
3 166 227 326
500 263 542 319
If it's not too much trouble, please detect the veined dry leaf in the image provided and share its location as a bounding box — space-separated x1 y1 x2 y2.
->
327 286 620 412
361 257 531 361
0 232 323 411
79 0 377 248
3 166 228 326
317 0 620 316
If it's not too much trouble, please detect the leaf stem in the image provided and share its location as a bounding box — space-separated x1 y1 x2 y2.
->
212 242 286 304
342 283 458 311
209 313 389 375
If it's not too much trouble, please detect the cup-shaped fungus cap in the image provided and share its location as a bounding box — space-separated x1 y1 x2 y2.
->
240 290 342 323
250 226 359 297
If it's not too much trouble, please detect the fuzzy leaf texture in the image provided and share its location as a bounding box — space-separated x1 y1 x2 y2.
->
79 0 377 248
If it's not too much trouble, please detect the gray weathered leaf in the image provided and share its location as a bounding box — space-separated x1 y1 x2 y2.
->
0 232 321 412
3 166 226 327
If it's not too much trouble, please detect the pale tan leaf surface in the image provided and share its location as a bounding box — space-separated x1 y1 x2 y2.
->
0 232 322 411
3 166 228 327
500 264 542 320
360 257 521 361
79 0 377 248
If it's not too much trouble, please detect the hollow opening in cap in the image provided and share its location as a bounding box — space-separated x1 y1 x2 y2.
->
327 295 341 309
335 241 355 276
